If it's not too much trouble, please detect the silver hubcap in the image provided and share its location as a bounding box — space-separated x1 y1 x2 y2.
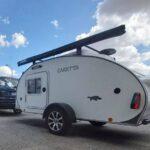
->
48 111 63 131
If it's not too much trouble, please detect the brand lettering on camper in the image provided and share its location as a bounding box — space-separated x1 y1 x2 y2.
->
57 65 79 73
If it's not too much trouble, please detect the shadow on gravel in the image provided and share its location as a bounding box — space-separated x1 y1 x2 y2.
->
71 123 149 148
16 118 150 145
15 118 46 128
15 118 149 148
0 110 24 117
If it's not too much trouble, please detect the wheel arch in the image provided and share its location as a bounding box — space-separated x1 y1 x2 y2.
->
43 103 76 123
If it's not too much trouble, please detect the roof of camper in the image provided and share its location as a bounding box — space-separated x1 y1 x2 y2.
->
18 25 126 66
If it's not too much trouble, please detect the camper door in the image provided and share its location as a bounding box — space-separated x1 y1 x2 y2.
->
26 72 48 110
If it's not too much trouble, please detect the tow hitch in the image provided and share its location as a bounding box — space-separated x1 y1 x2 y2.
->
142 119 150 125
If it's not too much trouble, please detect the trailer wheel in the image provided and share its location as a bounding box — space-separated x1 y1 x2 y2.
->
46 107 72 135
13 109 22 115
89 121 106 127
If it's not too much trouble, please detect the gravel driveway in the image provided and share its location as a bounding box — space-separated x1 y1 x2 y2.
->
0 110 150 150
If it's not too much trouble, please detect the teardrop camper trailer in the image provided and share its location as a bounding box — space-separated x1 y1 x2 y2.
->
16 25 150 135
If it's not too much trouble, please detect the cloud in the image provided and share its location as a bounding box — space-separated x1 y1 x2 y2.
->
141 52 150 61
0 16 28 48
0 16 10 24
0 35 10 47
0 32 28 48
54 34 59 38
51 20 59 28
76 0 150 75
0 66 17 77
11 32 28 48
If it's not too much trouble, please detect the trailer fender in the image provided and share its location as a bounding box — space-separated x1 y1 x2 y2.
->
43 103 76 123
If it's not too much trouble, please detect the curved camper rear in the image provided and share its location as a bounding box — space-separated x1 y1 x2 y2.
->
16 56 148 126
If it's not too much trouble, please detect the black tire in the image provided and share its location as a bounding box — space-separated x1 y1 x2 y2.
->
13 109 22 114
45 107 72 135
89 121 106 127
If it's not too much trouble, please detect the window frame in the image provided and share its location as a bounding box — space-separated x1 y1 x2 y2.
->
27 78 41 94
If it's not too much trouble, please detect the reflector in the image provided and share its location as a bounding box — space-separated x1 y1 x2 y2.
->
130 93 141 109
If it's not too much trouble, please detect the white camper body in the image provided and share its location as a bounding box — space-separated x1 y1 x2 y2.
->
16 25 150 135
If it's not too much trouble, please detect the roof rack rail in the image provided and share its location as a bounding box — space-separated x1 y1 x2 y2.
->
18 25 125 66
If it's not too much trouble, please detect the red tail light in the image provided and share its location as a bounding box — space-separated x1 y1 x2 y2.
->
130 93 141 109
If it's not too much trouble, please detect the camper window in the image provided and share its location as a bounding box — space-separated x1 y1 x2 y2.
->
35 78 41 93
27 78 41 94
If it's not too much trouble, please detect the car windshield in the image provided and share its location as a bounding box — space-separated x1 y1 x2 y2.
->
0 78 18 88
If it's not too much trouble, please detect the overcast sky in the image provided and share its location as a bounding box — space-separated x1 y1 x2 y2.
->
0 0 150 77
